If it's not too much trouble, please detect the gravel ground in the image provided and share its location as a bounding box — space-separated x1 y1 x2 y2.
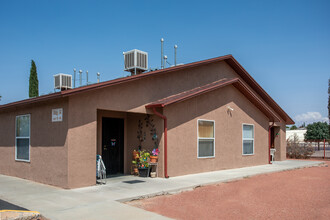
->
129 160 330 220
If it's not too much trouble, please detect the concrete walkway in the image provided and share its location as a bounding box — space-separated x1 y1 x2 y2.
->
0 160 322 220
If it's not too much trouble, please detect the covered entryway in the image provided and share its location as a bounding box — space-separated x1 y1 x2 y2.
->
97 109 164 178
102 117 124 175
270 126 281 161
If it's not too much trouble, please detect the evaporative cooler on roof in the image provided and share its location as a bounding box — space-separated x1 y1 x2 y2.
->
54 73 72 90
123 49 148 75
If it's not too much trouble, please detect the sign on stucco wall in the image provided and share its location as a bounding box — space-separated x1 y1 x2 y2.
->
52 108 63 122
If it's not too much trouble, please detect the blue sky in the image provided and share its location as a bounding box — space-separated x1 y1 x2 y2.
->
0 0 329 125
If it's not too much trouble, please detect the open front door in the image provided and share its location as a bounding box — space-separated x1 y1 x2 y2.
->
102 117 124 175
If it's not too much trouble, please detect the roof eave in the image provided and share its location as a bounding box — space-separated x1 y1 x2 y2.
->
225 57 294 124
0 93 63 112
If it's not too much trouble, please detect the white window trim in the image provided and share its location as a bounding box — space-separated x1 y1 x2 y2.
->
15 114 31 162
197 119 215 158
242 123 254 156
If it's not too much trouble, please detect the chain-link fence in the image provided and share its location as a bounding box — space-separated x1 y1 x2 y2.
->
298 141 330 158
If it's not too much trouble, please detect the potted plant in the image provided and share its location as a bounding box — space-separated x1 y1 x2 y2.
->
132 164 139 175
150 148 159 163
132 150 150 177
132 150 139 160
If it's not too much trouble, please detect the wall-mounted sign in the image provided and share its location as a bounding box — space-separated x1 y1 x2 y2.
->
52 108 63 122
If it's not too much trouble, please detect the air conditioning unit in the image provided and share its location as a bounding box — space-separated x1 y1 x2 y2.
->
54 73 72 90
123 49 148 75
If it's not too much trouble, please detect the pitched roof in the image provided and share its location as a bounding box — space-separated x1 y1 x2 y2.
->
0 55 294 124
146 78 280 122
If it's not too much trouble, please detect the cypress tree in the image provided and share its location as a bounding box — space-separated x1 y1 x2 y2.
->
29 60 39 98
328 79 330 122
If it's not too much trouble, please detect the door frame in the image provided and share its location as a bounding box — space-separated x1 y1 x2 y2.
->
101 117 124 175
97 110 127 175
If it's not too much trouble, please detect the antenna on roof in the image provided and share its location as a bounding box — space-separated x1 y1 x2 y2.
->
161 38 164 69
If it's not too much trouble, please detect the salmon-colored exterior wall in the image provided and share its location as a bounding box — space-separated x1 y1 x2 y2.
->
0 60 289 188
165 85 269 177
0 99 69 188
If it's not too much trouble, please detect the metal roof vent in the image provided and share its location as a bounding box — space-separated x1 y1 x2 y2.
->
123 49 148 75
54 73 72 91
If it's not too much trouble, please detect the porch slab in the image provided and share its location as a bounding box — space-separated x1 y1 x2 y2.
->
0 160 322 220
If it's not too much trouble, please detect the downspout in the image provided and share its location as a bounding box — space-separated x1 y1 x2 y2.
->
269 121 275 164
152 107 169 178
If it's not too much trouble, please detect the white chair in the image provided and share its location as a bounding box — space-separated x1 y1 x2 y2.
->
97 155 106 184
270 149 276 163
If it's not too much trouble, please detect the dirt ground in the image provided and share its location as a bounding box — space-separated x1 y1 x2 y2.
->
129 160 330 220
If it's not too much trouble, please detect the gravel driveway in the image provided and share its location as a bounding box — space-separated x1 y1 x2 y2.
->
129 160 330 220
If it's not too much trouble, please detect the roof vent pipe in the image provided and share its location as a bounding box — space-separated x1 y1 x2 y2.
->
174 45 177 66
97 72 100 83
73 68 76 88
86 70 89 85
161 38 164 69
79 70 82 86
164 55 167 68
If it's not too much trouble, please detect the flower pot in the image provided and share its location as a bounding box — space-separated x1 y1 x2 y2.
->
150 156 158 163
138 167 150 177
150 172 156 178
132 150 139 159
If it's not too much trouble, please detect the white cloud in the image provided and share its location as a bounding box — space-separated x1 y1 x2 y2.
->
295 112 328 124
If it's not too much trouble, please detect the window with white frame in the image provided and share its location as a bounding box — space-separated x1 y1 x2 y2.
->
242 124 254 155
198 120 215 158
16 114 30 161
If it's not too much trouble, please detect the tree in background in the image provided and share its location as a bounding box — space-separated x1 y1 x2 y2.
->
304 122 329 150
290 125 297 130
328 79 329 122
29 60 39 98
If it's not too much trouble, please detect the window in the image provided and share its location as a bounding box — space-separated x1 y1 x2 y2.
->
198 120 215 158
16 114 30 161
242 124 254 155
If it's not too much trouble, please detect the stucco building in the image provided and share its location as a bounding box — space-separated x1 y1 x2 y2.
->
0 55 294 188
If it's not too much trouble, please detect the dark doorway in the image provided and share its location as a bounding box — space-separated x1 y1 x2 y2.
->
271 127 275 148
102 117 124 176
